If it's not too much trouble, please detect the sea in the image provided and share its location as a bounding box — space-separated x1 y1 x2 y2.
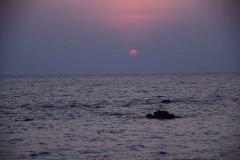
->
0 74 240 160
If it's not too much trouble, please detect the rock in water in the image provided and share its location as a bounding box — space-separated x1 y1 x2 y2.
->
24 118 34 122
161 100 171 103
146 110 178 120
146 114 154 118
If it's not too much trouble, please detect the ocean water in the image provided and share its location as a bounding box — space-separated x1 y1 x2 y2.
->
0 74 240 159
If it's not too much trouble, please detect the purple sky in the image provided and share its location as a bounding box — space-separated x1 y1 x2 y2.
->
0 0 239 75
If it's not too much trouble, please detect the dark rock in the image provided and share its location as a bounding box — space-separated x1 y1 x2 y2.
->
146 110 178 120
24 118 34 122
146 114 154 118
161 100 171 103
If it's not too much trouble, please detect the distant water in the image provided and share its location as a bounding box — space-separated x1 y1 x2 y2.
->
0 74 240 159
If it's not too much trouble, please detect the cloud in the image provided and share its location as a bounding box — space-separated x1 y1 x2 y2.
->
77 14 170 26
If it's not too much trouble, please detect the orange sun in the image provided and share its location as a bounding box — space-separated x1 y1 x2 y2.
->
129 50 138 57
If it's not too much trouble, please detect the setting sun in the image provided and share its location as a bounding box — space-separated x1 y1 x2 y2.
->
129 50 138 57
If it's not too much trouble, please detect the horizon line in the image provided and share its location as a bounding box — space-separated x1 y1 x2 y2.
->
0 72 239 77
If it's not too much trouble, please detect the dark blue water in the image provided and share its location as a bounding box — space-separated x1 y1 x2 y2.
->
0 74 240 159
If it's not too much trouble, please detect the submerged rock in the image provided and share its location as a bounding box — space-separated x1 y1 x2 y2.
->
146 111 178 120
161 100 171 103
24 118 34 122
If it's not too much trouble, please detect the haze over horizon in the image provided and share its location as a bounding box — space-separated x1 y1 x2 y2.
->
1 0 239 76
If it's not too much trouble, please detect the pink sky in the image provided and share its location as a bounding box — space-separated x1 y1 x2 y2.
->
1 0 239 75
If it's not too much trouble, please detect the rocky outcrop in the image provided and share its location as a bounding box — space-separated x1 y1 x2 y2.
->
146 111 178 119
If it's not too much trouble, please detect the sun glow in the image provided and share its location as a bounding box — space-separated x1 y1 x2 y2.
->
129 50 138 57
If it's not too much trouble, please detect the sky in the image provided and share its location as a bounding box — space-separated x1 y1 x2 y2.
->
0 0 240 75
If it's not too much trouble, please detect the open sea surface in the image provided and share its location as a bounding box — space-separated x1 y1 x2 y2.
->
0 74 240 159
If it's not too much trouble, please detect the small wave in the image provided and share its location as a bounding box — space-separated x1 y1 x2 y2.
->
41 105 54 108
10 138 23 141
93 83 102 87
122 102 132 107
158 151 167 155
29 152 50 158
109 113 124 116
137 90 148 93
29 153 38 157
2 111 15 115
101 112 124 116
18 104 29 108
69 104 78 107
38 152 50 155
144 99 156 105
79 103 91 108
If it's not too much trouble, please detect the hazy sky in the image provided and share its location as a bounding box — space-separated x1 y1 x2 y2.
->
0 0 239 75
